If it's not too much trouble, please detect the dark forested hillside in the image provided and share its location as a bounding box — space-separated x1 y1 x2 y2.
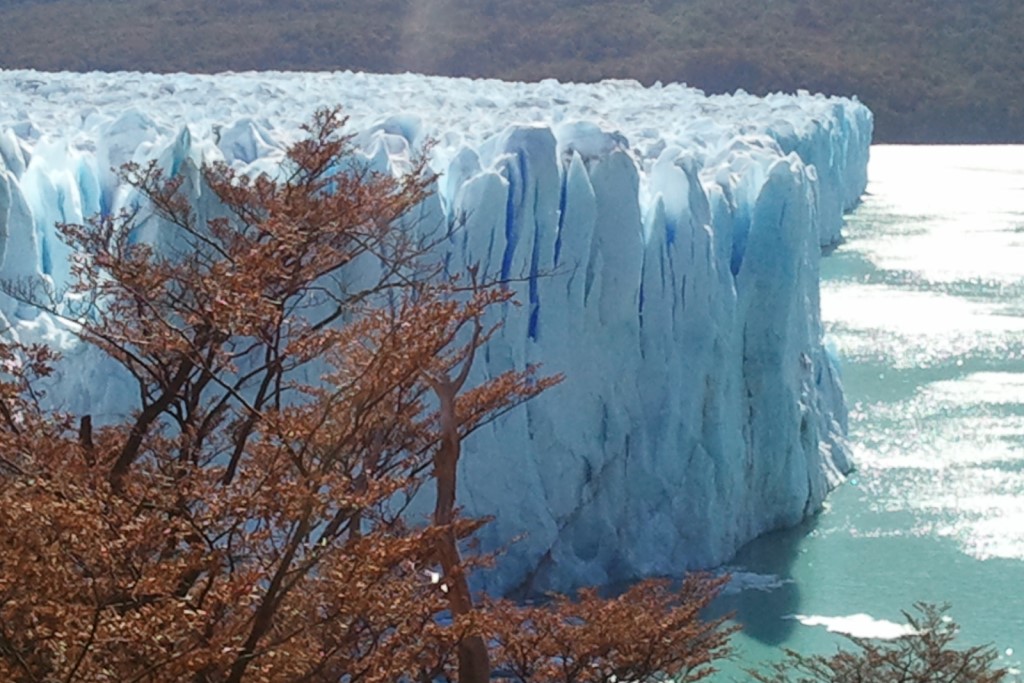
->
1 0 1021 142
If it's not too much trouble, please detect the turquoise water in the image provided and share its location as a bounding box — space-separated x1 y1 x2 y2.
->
715 146 1024 680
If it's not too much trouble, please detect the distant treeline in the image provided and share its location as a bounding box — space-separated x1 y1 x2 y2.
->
1 0 1021 143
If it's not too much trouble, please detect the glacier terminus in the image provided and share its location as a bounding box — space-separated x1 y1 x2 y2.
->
0 70 872 595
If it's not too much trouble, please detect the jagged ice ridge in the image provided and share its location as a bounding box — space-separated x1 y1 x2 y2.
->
0 70 872 595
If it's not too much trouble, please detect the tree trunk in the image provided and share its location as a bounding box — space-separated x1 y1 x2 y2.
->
430 372 490 683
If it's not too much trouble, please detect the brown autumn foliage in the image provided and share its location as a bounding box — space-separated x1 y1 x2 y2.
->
0 108 733 682
749 603 1009 683
480 576 734 683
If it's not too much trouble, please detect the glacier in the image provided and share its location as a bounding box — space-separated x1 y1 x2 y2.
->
0 70 872 595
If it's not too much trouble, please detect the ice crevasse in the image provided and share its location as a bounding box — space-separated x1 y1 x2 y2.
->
0 70 873 595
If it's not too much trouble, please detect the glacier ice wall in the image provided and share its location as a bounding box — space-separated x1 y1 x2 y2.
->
0 70 872 595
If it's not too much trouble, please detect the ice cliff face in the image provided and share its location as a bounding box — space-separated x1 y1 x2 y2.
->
0 70 872 595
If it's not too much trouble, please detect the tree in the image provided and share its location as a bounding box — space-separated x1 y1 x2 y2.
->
750 603 1009 683
480 576 734 683
0 108 733 682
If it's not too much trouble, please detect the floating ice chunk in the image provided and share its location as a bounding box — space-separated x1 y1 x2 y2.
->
793 613 918 640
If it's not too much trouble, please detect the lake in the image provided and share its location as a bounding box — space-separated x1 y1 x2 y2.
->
716 145 1024 680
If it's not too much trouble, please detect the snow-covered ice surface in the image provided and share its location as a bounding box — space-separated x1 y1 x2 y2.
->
0 70 872 594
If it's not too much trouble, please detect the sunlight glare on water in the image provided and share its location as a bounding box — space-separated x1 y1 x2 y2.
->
832 145 1024 565
717 146 1024 680
854 146 1024 284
